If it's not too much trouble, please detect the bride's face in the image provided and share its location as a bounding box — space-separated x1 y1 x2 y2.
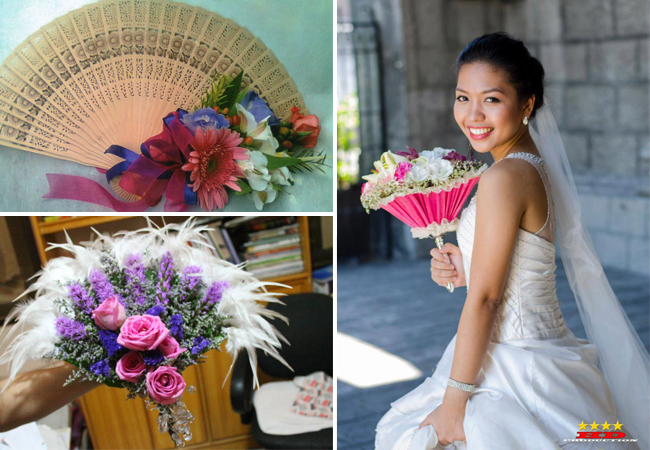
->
454 62 530 153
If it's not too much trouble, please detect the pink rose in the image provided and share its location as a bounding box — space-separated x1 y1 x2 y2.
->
159 336 187 360
116 351 146 382
146 366 186 405
92 295 126 330
117 315 170 351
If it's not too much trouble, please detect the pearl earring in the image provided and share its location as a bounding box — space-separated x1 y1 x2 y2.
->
523 116 529 125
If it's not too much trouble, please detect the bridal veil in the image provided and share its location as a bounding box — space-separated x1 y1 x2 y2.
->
530 99 650 449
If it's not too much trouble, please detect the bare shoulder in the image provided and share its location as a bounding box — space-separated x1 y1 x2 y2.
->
476 159 528 208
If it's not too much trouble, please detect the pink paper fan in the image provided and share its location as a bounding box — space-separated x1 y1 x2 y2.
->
381 176 480 239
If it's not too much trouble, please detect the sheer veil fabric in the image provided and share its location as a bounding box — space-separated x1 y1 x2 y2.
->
530 99 650 449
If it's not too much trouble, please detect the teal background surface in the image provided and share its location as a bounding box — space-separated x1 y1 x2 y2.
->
0 0 333 212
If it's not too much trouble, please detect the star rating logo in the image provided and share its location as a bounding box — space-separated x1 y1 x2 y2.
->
571 420 633 442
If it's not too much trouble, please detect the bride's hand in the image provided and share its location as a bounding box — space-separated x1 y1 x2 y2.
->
430 243 466 288
418 398 467 446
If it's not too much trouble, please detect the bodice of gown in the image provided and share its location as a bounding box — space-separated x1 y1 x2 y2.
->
456 152 569 343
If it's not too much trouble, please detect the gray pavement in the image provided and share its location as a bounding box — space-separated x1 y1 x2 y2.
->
337 257 650 450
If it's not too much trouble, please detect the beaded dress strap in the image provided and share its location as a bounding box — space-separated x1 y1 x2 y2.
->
492 152 555 240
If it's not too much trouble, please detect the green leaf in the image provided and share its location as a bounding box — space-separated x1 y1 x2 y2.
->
234 88 248 107
236 179 252 194
264 154 305 171
220 71 244 111
295 130 313 138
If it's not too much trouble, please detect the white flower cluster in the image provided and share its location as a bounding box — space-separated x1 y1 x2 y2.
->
235 105 293 210
405 149 454 183
361 147 455 186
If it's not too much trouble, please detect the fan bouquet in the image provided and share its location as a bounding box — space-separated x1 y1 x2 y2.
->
45 71 326 212
0 0 327 212
0 219 290 448
361 147 488 292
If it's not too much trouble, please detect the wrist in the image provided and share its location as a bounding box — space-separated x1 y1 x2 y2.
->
443 386 470 407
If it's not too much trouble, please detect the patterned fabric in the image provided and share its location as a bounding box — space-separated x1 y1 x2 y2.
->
290 371 333 419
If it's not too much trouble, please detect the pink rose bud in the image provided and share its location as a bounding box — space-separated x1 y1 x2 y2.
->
116 351 146 382
159 336 187 360
92 295 126 330
117 315 170 351
146 366 186 405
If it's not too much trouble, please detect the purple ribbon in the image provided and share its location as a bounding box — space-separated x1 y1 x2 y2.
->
44 109 198 211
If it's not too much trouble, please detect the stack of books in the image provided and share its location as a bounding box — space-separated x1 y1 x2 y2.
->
203 223 240 264
240 218 304 279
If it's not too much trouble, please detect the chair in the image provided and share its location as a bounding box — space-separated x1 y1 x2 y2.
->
230 292 333 449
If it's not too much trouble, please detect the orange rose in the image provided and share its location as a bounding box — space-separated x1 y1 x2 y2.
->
290 106 321 148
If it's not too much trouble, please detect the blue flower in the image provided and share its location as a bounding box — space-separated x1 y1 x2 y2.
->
98 330 124 357
239 91 280 126
90 359 111 377
191 336 210 355
180 108 229 133
169 314 184 340
143 350 164 366
145 305 166 316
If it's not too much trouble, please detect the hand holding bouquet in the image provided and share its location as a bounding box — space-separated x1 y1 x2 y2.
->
361 147 487 292
0 219 289 447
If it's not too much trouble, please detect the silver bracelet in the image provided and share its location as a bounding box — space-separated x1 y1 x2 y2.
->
447 377 475 392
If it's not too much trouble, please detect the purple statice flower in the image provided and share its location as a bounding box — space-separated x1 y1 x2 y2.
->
145 305 166 316
143 350 164 366
90 359 111 377
89 269 120 304
98 330 124 357
125 253 147 305
182 266 202 291
67 282 94 314
191 337 210 355
55 316 86 340
202 281 228 311
169 314 183 340
156 252 174 304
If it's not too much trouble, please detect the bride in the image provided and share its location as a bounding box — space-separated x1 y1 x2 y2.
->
374 32 649 450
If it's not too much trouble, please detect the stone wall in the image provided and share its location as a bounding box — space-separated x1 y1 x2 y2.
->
398 0 650 275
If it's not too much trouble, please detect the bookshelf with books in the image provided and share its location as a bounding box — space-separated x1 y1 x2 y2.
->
199 216 313 295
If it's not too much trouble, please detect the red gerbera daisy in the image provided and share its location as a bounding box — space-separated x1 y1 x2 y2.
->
181 127 249 211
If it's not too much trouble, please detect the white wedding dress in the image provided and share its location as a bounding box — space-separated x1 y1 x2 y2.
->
375 152 641 450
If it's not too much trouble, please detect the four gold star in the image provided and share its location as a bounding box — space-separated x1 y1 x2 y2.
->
578 420 624 432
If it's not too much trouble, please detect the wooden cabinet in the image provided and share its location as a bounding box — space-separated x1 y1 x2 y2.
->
29 216 313 449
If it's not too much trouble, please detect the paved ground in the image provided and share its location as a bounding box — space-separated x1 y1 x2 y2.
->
337 257 650 450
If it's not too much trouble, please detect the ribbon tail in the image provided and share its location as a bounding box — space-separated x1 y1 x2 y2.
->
44 174 151 212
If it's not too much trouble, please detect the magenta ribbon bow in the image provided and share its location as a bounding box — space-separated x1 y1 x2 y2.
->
44 110 198 212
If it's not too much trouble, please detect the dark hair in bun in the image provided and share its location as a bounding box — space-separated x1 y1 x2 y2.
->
456 32 545 119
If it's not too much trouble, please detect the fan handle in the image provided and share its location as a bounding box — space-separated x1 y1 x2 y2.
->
433 235 455 293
